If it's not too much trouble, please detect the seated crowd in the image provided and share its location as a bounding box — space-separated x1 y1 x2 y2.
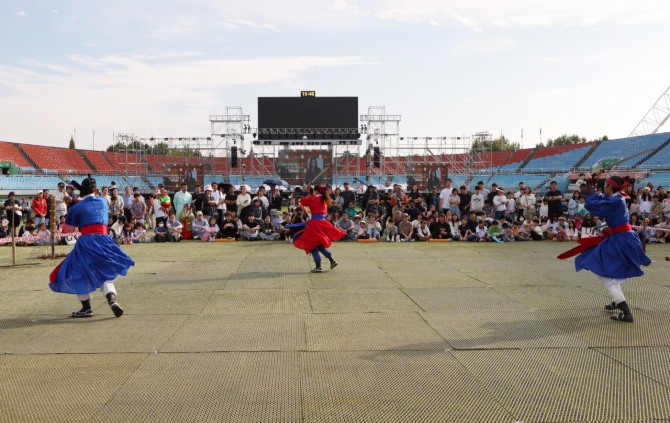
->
2 177 669 245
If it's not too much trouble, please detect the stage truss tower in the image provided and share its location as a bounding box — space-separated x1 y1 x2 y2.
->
210 107 256 178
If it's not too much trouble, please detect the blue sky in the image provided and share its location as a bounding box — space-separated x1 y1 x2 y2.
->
2 0 669 151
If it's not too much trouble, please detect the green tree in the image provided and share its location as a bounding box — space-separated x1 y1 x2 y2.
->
471 135 520 152
544 134 608 147
68 136 75 149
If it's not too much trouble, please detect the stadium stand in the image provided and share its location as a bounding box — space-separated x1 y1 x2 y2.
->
636 139 670 169
146 176 165 189
0 176 64 193
125 176 152 192
523 145 592 172
0 141 34 170
145 155 189 173
470 150 513 170
637 172 670 189
487 174 550 192
104 152 147 174
19 144 92 174
496 148 535 172
82 150 116 173
579 133 670 170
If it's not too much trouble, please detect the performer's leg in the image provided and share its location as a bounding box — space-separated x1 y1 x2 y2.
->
309 249 323 273
102 282 124 318
72 293 93 318
601 277 633 322
317 245 338 269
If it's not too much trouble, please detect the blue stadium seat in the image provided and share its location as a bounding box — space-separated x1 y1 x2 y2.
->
637 141 670 169
0 176 64 192
580 133 670 169
523 146 592 172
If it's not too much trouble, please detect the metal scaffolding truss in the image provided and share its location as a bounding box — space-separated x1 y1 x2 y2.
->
630 85 670 136
209 107 251 176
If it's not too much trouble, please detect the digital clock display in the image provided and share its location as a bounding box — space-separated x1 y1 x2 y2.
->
301 91 316 97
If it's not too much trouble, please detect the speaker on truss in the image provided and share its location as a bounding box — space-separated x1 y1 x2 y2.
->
373 147 381 168
231 146 238 168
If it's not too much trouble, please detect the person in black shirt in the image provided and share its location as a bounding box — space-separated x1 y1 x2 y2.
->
546 180 563 219
191 185 206 214
458 185 471 216
224 185 238 216
429 213 452 239
487 183 499 205
3 191 23 236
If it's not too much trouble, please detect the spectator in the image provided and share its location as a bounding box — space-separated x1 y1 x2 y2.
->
336 212 356 241
367 215 382 240
455 216 472 241
518 186 535 219
470 186 485 214
502 222 515 242
473 219 490 242
54 182 70 220
438 178 454 213
259 215 279 240
362 185 381 216
173 183 192 220
154 220 169 242
121 222 134 245
565 219 579 241
201 217 220 242
493 188 506 220
108 187 124 223
191 185 205 214
429 213 451 240
488 220 504 243
224 185 238 216
192 211 208 239
130 193 147 224
4 192 23 236
539 198 549 219
240 214 260 240
122 186 134 221
179 203 195 240
486 183 499 205
340 182 356 214
332 187 345 212
546 180 563 219
20 197 30 222
448 188 460 217
220 212 239 239
166 214 183 242
458 185 471 217
415 220 432 241
344 201 359 218
32 191 47 226
133 223 150 243
35 222 51 245
505 192 516 222
384 211 402 242
236 186 252 219
426 186 440 210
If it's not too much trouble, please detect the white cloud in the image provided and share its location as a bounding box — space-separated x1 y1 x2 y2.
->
15 11 28 17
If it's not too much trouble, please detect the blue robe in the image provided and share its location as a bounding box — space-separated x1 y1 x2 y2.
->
50 196 135 294
575 193 650 279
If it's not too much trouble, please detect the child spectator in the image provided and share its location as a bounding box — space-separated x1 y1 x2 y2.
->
357 220 369 239
505 192 516 222
415 220 432 241
565 219 579 241
121 223 134 245
154 221 169 242
133 222 149 243
201 217 220 242
488 220 504 243
539 198 549 219
367 215 382 240
502 222 515 242
344 201 359 219
35 223 51 245
240 214 260 240
474 220 490 242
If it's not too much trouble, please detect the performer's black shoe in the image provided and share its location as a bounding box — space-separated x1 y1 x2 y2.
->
72 300 93 318
310 267 323 273
610 301 633 323
107 293 124 318
604 302 618 311
329 259 338 269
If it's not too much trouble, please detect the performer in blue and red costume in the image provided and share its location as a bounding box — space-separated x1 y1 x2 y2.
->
50 175 135 318
559 171 650 322
292 184 345 273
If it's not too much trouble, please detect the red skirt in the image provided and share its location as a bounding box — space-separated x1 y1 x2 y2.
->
292 220 345 253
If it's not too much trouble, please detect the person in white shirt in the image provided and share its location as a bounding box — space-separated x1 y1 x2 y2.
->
514 182 526 201
493 189 506 220
519 187 536 219
54 182 70 219
236 185 251 218
470 186 485 213
438 179 454 213
152 190 167 225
